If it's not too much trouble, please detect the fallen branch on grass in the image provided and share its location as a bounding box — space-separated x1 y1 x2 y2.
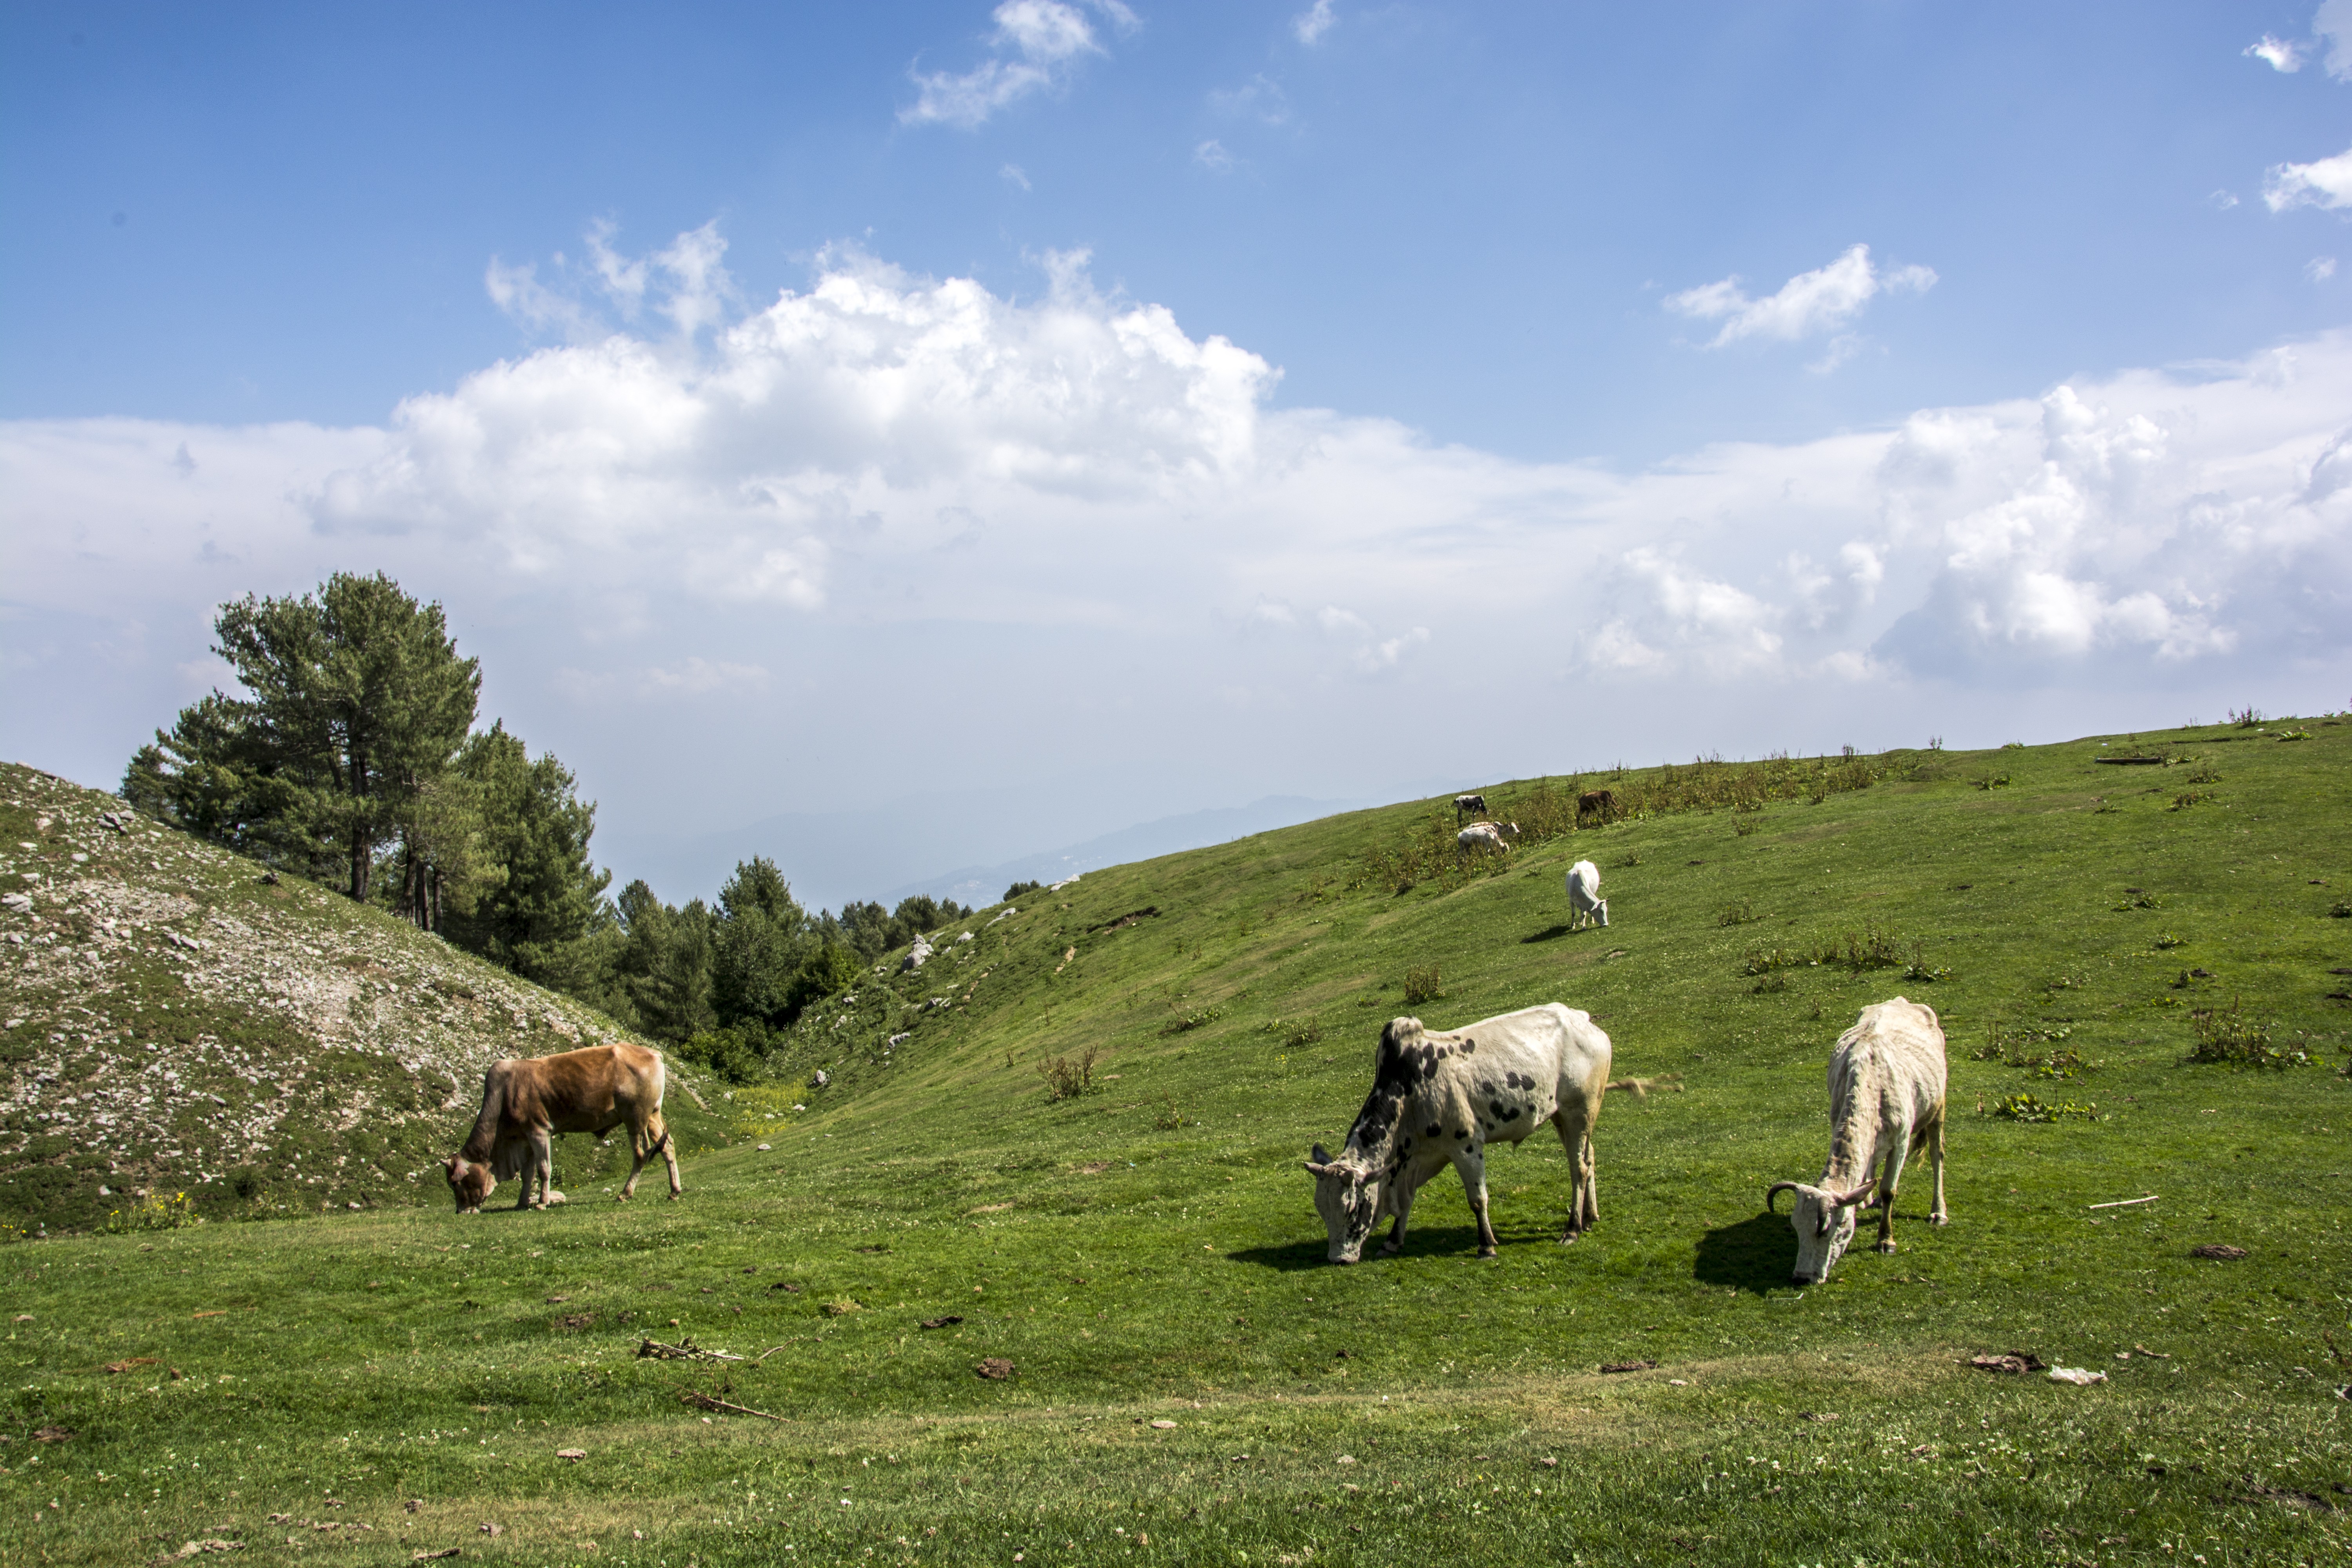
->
680 1388 784 1422
2087 1194 2159 1210
635 1337 744 1363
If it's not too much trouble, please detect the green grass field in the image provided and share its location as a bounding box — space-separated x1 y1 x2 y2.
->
4 722 2349 1566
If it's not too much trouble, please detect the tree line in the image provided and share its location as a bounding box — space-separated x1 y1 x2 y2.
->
125 572 975 1080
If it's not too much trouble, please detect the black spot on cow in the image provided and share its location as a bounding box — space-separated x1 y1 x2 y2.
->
1425 1123 1442 1140
1489 1100 1509 1121
1462 1038 1477 1053
1453 1128 1469 1141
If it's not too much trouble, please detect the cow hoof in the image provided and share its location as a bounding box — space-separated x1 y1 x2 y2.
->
1875 1240 1898 1254
1931 1214 1950 1227
1477 1247 1499 1259
1558 1232 1581 1245
1379 1242 1402 1256
546 1191 568 1205
667 1192 683 1203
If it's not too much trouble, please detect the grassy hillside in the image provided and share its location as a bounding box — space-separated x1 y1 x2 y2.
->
0 762 732 1234
2 721 2348 1566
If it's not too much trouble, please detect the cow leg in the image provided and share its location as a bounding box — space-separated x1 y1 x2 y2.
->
661 1127 682 1199
619 1121 649 1201
1380 1176 1421 1255
1874 1127 1912 1253
1551 1108 1597 1241
524 1127 555 1210
1927 1111 1949 1226
1455 1148 1498 1258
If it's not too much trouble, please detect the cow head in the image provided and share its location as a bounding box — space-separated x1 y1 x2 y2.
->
1305 1142 1383 1264
445 1155 495 1214
1768 1176 1876 1285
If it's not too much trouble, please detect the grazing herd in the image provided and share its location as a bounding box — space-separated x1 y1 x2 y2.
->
443 783 1951 1290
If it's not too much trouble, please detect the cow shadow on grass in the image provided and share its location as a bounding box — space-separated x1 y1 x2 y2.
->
1521 924 1573 944
1693 1211 1797 1295
1230 1225 1515 1272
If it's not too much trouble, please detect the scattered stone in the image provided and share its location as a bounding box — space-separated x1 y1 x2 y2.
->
31 1426 74 1443
2191 1243 2249 1260
975 1357 1016 1380
1968 1352 2046 1375
919 1315 963 1330
2047 1366 2107 1386
556 1449 586 1461
1151 1419 1178 1429
478 1523 503 1537
1599 1360 1656 1374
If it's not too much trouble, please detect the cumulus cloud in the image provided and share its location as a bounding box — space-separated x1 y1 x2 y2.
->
1294 0 1337 45
2311 256 2339 283
1666 244 1936 350
2246 33 2307 72
1000 162 1032 190
8 223 2352 843
2265 143 2352 211
2322 0 2352 79
1194 138 1234 171
902 0 1132 129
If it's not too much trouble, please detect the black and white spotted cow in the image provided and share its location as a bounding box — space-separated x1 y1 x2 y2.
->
1454 793 1488 823
1305 1003 1615 1263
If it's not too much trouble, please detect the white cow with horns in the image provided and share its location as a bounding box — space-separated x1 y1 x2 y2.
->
1768 996 1949 1286
1305 1004 1618 1262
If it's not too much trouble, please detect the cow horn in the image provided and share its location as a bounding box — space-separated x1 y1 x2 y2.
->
1765 1180 1802 1212
1831 1176 1878 1206
1304 1162 1337 1177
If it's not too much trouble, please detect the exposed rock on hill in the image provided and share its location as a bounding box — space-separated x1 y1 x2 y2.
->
0 762 724 1234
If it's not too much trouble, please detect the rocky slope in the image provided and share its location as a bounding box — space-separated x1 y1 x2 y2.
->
0 761 727 1234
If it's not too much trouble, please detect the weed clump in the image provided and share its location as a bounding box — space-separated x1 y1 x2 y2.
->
2169 790 2214 811
2187 1002 2315 1069
1974 773 2012 791
1037 1045 1107 1101
103 1192 203 1234
1986 1093 2099 1123
2112 891 2165 911
2329 900 2352 920
1161 1007 1224 1036
1401 965 1445 1006
1152 1098 1189 1131
1718 900 1759 927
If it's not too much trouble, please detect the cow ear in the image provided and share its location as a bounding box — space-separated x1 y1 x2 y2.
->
1310 1142 1333 1165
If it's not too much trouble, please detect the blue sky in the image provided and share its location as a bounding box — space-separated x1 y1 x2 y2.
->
6 2 2352 907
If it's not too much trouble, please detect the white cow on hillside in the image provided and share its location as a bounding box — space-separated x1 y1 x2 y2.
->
1305 1004 1617 1262
1456 821 1518 858
1565 859 1607 929
1768 996 1949 1286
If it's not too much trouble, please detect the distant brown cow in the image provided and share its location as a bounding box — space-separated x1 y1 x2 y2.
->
444 1043 681 1213
1576 788 1618 826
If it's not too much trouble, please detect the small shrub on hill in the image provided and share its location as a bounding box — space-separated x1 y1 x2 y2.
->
1037 1045 1107 1102
2187 1002 2314 1069
1401 965 1445 1005
1973 773 2011 790
1161 1007 1224 1036
1717 900 1759 926
2112 891 2165 911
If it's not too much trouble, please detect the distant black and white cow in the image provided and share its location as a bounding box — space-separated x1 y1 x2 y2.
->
1305 1004 1615 1262
1454 793 1488 823
1767 996 1949 1286
1565 859 1608 930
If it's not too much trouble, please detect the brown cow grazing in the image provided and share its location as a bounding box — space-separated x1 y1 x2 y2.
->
444 1042 681 1213
1576 788 1618 826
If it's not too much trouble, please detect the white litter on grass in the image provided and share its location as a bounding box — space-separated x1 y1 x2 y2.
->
755 1143 771 1152
2047 1367 2108 1385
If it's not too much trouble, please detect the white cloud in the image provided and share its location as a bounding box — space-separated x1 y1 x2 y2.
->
2321 0 2352 79
1294 0 1337 45
2265 143 2352 211
9 225 2352 843
1209 74 1289 126
2311 256 2339 283
2246 33 2307 72
1000 163 1032 190
2210 188 2241 210
1665 244 1936 350
1194 138 1234 171
902 1 1131 129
